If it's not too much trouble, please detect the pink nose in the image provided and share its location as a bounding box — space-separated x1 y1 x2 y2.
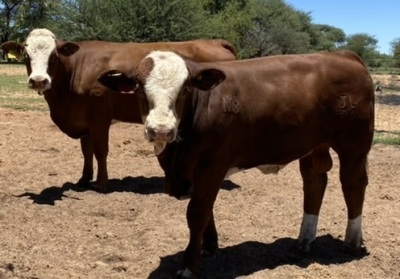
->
28 77 50 90
147 127 175 142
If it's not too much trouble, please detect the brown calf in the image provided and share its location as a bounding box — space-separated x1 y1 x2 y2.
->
99 50 374 277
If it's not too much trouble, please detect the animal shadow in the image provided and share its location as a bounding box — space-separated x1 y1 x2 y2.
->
375 93 400 106
148 234 369 279
15 177 240 205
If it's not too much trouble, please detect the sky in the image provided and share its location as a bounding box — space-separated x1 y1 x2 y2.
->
284 0 400 54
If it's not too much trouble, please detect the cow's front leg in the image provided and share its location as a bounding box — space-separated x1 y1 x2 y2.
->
178 178 221 278
202 211 218 257
298 154 329 252
77 135 94 187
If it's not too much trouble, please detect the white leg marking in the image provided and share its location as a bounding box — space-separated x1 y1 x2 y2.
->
345 215 363 247
298 213 319 251
299 213 319 242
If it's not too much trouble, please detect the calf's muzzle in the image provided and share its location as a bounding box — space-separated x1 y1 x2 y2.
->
146 126 176 143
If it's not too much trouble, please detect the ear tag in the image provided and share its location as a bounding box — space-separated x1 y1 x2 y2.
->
110 72 122 77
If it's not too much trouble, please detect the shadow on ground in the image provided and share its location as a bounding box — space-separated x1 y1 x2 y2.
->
376 92 400 106
148 235 369 279
15 176 240 205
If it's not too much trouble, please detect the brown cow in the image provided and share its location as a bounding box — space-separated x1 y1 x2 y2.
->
98 50 374 278
14 28 236 192
0 41 24 61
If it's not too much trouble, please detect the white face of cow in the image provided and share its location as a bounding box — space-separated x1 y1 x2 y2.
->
24 28 57 93
139 51 189 155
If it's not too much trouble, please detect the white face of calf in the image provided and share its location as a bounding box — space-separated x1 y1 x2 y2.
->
24 28 57 93
138 51 189 155
97 51 227 156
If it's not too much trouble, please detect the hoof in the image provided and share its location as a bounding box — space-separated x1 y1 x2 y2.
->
176 185 193 200
201 248 217 258
343 244 369 257
175 268 193 279
92 183 108 193
77 178 108 193
201 242 218 258
77 178 92 188
297 238 314 253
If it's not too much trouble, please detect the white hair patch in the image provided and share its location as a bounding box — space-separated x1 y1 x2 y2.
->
142 51 189 154
25 29 57 88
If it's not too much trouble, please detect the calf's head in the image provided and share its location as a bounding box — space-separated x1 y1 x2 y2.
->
98 51 226 155
23 28 80 94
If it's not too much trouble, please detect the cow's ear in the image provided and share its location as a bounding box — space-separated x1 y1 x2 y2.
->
191 68 226 91
56 41 80 57
98 70 137 94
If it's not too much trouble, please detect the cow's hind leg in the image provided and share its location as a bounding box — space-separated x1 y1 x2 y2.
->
337 150 369 254
92 128 110 193
298 146 332 252
78 136 94 187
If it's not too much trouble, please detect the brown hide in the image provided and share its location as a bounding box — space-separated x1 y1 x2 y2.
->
160 50 374 198
25 38 237 191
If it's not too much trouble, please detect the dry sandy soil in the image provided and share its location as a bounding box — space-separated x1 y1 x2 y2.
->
0 73 400 278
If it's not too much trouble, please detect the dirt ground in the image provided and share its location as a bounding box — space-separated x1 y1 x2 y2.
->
1 79 400 278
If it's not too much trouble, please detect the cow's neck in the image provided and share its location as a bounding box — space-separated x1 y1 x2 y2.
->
159 91 203 198
42 59 87 137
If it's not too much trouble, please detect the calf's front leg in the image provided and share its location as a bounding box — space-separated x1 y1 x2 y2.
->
177 172 222 278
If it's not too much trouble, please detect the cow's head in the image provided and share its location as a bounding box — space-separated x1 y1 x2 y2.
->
0 41 24 61
98 51 226 155
23 28 80 94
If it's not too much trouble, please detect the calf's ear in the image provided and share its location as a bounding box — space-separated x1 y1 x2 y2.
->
98 70 137 94
191 68 226 91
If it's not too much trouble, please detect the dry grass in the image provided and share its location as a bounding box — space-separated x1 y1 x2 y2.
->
371 74 400 90
0 63 26 76
0 64 47 111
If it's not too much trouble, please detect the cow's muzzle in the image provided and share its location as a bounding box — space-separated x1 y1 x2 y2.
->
28 75 51 92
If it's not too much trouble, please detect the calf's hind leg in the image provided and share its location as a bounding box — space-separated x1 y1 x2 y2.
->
298 147 331 252
337 151 369 253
